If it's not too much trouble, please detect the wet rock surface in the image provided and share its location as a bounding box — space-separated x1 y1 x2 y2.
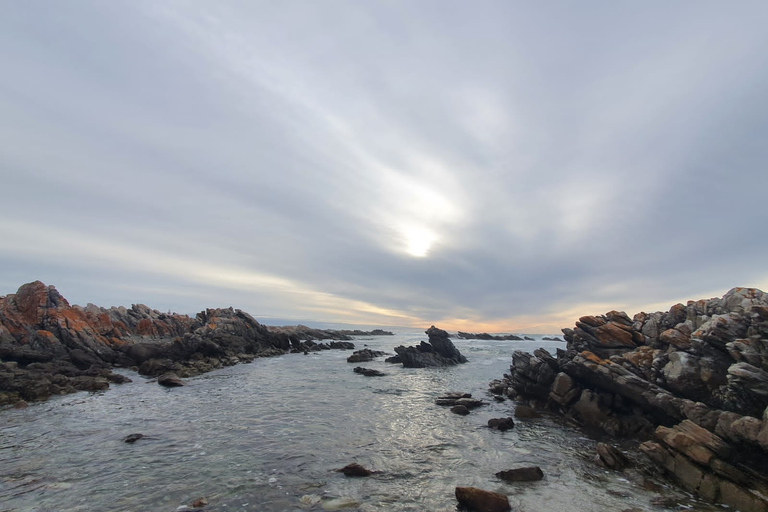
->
352 367 385 377
346 348 386 363
386 326 467 368
498 287 768 511
337 463 372 477
455 486 511 512
495 466 544 482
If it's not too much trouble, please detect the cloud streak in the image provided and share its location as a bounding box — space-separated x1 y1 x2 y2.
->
1 1 767 331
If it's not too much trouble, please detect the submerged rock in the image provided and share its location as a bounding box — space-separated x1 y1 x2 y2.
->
455 486 511 512
495 466 544 482
337 463 372 477
595 443 630 470
488 417 515 431
123 433 144 444
353 367 385 377
451 405 470 415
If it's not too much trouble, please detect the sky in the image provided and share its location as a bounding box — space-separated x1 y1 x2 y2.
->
1 1 768 333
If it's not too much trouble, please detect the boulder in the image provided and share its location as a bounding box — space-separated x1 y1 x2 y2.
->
488 417 515 431
451 405 470 415
158 373 185 387
455 487 511 512
353 367 385 377
495 466 544 482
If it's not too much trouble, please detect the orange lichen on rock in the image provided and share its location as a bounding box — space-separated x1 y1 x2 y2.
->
581 350 609 365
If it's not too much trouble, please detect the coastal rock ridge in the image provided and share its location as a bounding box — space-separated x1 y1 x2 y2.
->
494 287 768 512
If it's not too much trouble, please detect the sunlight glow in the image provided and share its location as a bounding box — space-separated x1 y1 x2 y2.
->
402 225 438 258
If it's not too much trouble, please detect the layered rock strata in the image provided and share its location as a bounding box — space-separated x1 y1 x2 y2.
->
494 287 768 511
0 281 359 405
386 326 467 367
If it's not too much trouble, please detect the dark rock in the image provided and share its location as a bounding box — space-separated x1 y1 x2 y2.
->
337 463 372 477
514 405 541 419
12 400 28 409
158 373 184 387
495 466 544 482
451 405 470 415
455 486 511 512
390 326 467 368
435 396 486 408
328 341 355 350
488 417 515 431
501 287 768 510
595 442 630 470
123 433 144 443
347 349 386 363
353 367 385 377
106 372 132 384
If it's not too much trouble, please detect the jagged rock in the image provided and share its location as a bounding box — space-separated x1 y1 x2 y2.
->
389 326 467 368
454 486 511 512
495 466 544 482
124 433 144 444
595 443 630 470
347 349 386 363
503 287 768 510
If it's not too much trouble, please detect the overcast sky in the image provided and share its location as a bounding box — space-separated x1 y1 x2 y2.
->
1 1 767 332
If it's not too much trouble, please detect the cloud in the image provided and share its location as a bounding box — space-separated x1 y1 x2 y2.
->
1 1 767 332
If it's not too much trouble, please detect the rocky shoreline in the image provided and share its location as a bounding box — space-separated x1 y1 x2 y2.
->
493 287 768 512
0 281 392 406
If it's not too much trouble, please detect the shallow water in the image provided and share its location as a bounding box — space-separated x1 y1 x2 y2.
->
0 331 721 511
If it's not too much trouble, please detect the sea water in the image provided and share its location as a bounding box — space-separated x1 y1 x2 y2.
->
0 330 719 511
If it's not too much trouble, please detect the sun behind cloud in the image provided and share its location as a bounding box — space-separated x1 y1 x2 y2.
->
402 225 437 258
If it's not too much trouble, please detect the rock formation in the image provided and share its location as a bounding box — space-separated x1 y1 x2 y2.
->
494 287 768 512
457 331 533 341
346 349 386 363
0 281 354 405
386 326 467 367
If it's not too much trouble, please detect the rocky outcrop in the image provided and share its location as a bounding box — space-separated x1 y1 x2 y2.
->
353 367 385 377
496 287 768 511
386 326 467 368
0 281 352 405
457 331 527 341
346 349 386 363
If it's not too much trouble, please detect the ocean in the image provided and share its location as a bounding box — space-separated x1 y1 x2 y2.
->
0 330 718 511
